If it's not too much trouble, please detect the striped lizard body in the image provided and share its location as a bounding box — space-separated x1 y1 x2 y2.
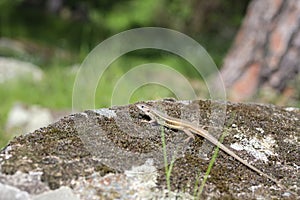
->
136 103 286 189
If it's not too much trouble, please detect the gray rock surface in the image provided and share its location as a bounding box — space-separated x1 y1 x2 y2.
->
0 100 299 199
0 171 49 195
6 103 53 136
0 57 43 83
5 102 70 137
0 183 30 200
32 186 79 200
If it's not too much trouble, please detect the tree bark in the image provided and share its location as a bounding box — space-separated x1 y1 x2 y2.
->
221 0 300 104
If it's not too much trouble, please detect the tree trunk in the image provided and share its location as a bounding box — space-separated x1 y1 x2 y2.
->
220 0 300 105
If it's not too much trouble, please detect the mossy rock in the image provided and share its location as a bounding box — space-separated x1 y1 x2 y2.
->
0 100 299 199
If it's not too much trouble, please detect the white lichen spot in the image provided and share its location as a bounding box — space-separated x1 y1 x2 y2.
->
255 127 264 134
178 100 192 105
125 159 158 188
94 108 116 118
2 145 13 160
249 185 262 193
231 134 277 162
231 123 237 128
293 163 300 170
283 134 298 144
284 107 299 112
261 135 276 148
78 112 88 118
230 143 244 151
282 192 293 197
244 146 268 162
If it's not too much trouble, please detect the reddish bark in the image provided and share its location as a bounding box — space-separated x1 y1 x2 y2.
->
221 0 300 104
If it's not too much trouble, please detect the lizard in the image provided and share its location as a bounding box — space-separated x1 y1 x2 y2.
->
136 103 287 189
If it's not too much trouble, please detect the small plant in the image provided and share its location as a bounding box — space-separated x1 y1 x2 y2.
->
159 111 236 199
193 129 227 198
160 126 177 193
194 112 236 199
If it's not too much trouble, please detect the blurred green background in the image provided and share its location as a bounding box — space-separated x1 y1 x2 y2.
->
0 0 250 147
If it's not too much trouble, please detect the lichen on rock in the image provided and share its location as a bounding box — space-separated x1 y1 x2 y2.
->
0 100 299 199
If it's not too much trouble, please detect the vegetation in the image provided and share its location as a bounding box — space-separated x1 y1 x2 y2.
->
0 0 249 63
0 1 250 148
0 66 75 147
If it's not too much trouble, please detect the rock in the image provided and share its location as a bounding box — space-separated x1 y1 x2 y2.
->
5 103 70 137
0 57 43 83
0 100 299 199
0 171 49 195
6 103 52 136
32 186 79 200
0 181 78 200
0 182 30 200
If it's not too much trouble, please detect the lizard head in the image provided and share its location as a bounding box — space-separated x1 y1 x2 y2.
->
136 103 151 115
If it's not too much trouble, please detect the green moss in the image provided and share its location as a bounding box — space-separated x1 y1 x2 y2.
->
0 100 298 198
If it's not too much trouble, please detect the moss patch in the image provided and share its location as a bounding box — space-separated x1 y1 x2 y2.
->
0 100 299 198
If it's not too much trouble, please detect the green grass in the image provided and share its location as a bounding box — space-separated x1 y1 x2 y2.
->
193 112 236 198
193 130 227 198
0 66 76 147
0 24 234 149
94 55 207 108
0 56 208 148
160 126 178 192
158 111 237 198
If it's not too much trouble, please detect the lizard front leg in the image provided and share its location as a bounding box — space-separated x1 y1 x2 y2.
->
183 128 195 142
